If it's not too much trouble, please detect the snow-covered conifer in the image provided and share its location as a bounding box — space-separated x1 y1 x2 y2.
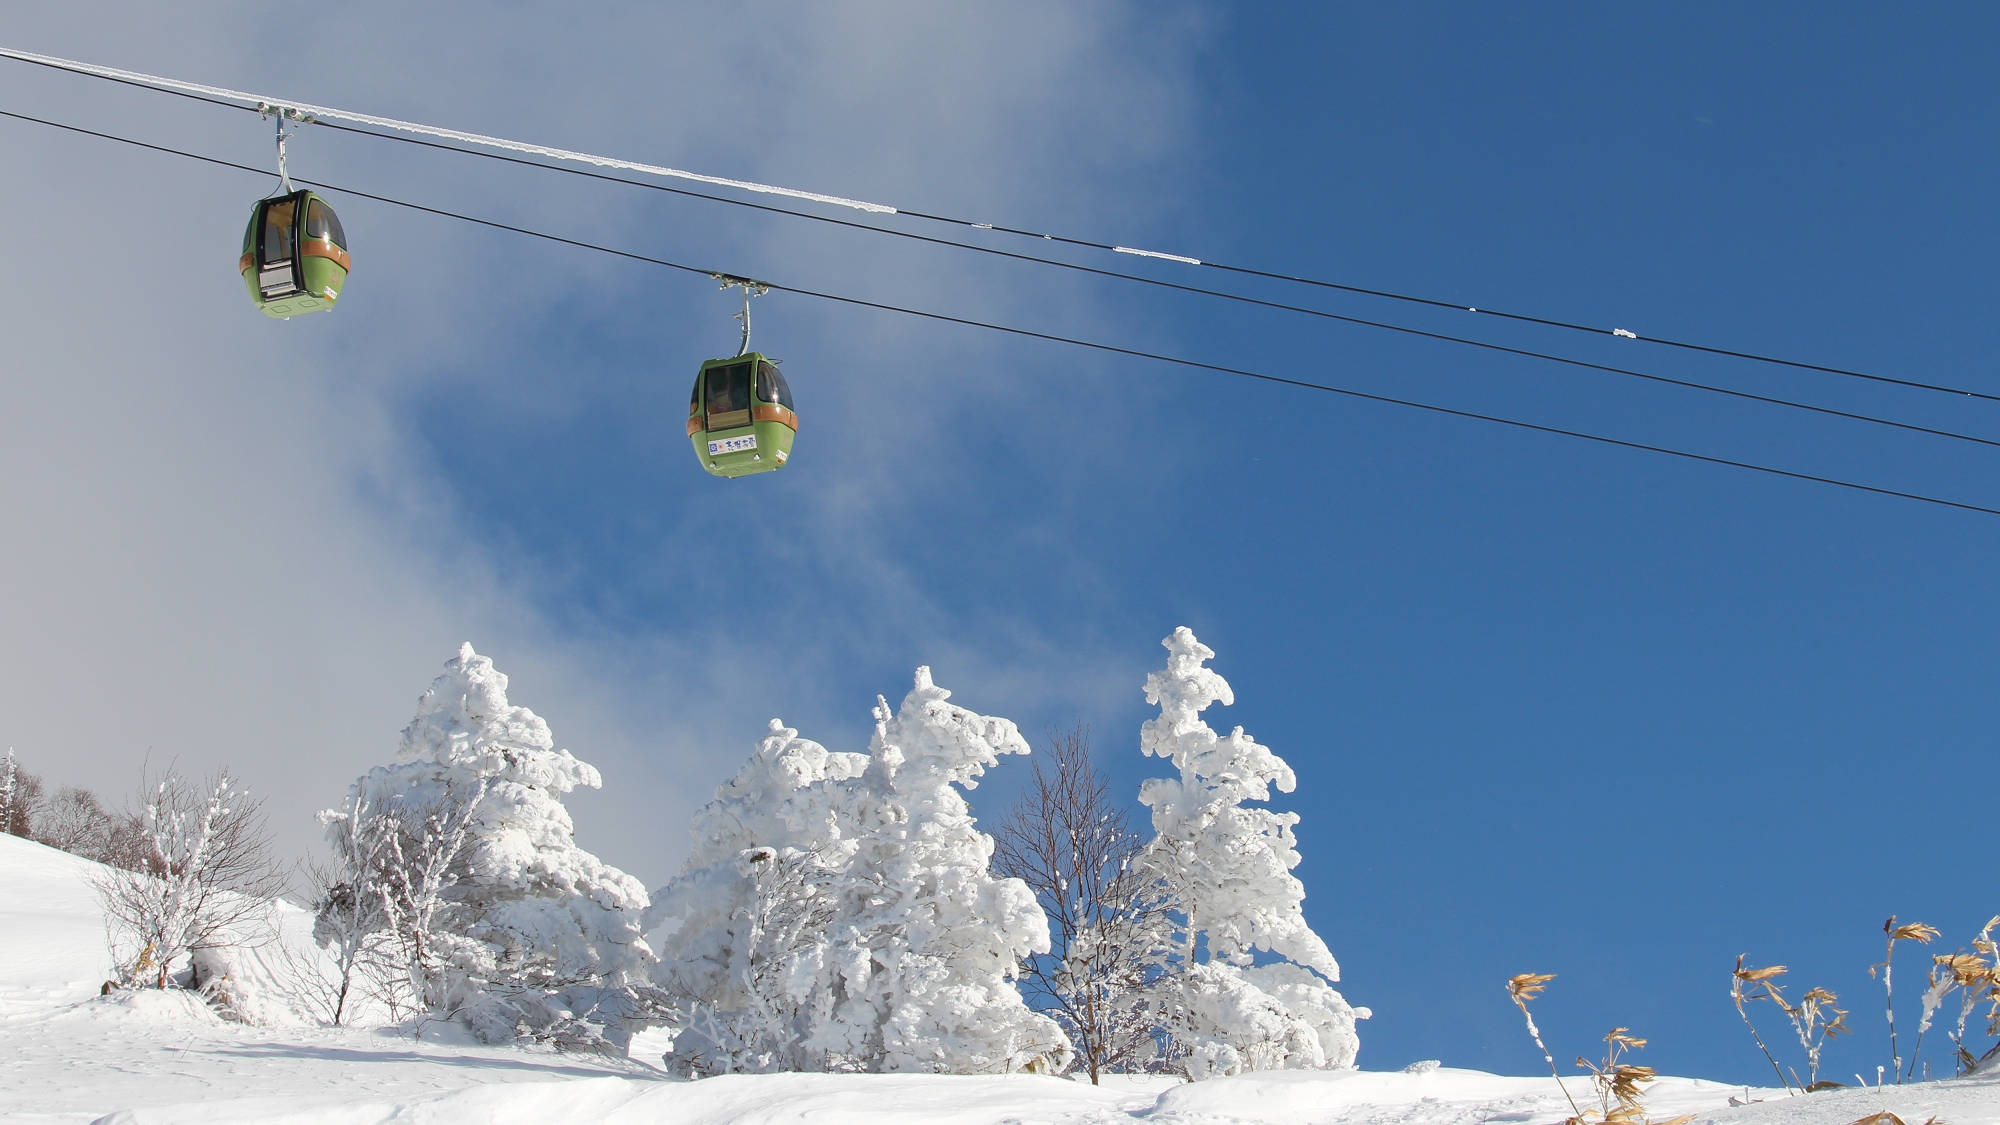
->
0 750 15 836
327 643 656 1051
1 751 43 838
651 672 1071 1076
648 720 865 1074
825 670 1070 1074
1136 627 1366 1075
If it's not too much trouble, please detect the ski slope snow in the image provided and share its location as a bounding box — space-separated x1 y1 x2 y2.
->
3 831 1996 1125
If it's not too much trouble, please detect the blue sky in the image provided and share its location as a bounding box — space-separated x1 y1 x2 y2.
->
3 0 1997 1087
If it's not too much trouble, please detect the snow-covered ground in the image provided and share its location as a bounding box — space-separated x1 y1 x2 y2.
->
4 832 1995 1125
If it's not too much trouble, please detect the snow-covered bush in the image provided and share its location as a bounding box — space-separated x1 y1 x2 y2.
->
94 766 286 991
306 793 397 1025
650 671 1071 1076
320 643 660 1052
1135 627 1366 1076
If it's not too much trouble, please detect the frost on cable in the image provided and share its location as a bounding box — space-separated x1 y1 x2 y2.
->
1137 627 1366 1077
650 669 1070 1076
318 643 657 1052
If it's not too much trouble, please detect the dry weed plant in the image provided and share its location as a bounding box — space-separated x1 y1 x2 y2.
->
1576 1029 1697 1125
1912 915 2000 1078
1730 956 1848 1093
1730 959 1793 1092
1506 974 1693 1125
1737 913 2000 1089
1507 973 1581 1121
1872 917 1940 1082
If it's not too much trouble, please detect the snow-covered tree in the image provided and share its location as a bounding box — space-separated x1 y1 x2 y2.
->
648 719 865 1074
324 643 659 1051
1136 627 1367 1077
304 792 400 1025
0 750 43 838
650 670 1071 1076
0 750 16 836
309 783 488 1026
830 670 1071 1073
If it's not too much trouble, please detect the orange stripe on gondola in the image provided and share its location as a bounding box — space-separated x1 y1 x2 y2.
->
686 416 703 437
302 239 352 272
243 242 349 274
752 404 799 431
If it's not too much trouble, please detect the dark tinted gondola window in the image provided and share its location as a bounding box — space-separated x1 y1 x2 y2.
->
705 362 753 429
261 198 297 265
304 198 347 250
690 376 702 415
756 361 794 410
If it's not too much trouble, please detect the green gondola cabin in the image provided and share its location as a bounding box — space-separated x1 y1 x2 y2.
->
240 190 348 319
687 354 797 477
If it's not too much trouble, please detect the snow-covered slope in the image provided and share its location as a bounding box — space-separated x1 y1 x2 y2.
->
80 1066 2000 1125
5 831 1996 1125
0 833 661 1124
0 831 111 1010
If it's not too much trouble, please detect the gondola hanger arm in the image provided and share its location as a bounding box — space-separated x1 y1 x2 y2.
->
710 274 770 357
257 102 315 194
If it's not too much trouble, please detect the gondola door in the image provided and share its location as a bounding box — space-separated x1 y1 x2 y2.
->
240 190 347 319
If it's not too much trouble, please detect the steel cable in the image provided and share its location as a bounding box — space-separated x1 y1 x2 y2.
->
3 45 1992 405
3 105 1997 519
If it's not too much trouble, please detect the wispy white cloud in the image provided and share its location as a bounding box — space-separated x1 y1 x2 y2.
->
0 1 1208 883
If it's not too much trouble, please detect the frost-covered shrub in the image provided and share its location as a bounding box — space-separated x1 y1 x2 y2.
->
310 784 486 1027
1136 628 1366 1076
95 767 285 992
1242 961 1366 1067
322 643 659 1052
651 671 1071 1076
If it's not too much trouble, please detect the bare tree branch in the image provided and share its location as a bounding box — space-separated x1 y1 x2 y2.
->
993 727 1167 1082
